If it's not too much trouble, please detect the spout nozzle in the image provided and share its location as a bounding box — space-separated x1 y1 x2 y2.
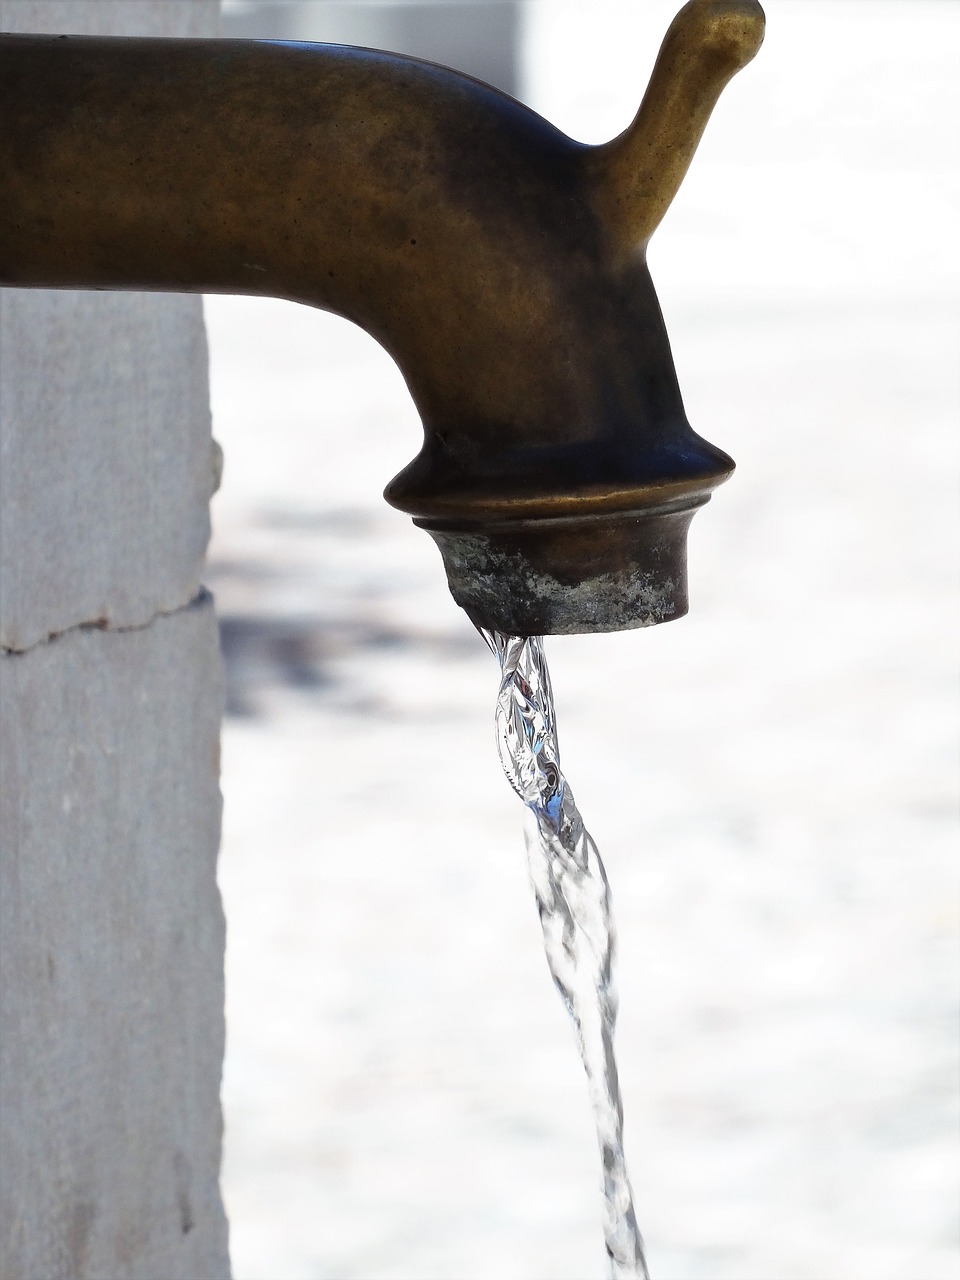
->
417 502 709 636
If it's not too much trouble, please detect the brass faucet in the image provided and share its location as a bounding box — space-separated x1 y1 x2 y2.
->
0 0 764 635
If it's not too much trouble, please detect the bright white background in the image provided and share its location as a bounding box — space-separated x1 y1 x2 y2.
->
205 3 959 1277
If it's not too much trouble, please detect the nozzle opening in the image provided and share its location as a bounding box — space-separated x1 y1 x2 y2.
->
416 499 707 636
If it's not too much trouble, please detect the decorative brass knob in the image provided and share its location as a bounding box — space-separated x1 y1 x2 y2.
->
589 0 765 257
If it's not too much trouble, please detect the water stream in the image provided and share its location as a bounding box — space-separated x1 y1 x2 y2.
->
477 629 650 1280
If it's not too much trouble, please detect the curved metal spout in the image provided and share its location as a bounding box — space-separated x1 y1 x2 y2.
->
0 0 764 635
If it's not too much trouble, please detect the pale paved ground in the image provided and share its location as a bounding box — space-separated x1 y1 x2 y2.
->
205 3 959 1277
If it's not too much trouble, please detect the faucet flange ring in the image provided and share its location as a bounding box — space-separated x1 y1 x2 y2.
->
417 500 707 636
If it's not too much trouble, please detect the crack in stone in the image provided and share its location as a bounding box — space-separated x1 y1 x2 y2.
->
0 587 213 657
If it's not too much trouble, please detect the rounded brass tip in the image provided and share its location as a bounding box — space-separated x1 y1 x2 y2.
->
589 0 766 252
416 501 709 636
682 0 766 63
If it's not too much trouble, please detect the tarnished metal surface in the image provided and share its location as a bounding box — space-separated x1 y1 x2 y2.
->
422 503 701 636
0 0 764 634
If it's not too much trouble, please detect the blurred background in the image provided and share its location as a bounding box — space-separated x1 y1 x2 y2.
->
204 2 959 1277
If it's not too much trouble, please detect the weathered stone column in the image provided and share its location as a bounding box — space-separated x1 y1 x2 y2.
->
0 4 230 1277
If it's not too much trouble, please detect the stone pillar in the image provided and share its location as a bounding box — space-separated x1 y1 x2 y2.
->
0 4 230 1278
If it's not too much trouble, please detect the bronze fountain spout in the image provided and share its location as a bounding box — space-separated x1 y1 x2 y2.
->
0 0 764 635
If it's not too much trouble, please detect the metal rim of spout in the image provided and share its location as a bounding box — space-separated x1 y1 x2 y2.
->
415 492 718 637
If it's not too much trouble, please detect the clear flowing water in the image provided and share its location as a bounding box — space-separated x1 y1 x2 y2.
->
477 628 650 1280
